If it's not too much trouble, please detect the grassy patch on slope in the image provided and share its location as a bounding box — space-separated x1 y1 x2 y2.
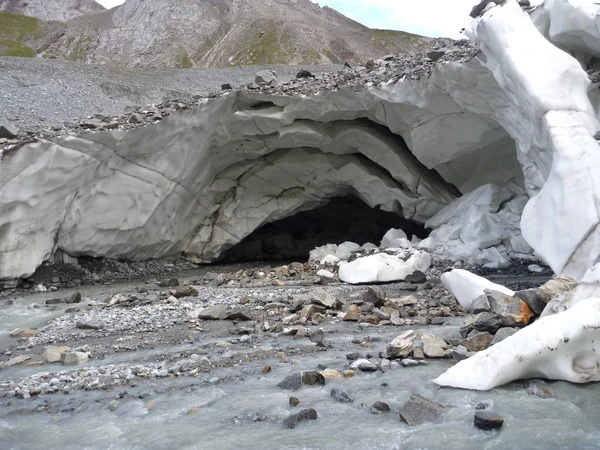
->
0 12 39 57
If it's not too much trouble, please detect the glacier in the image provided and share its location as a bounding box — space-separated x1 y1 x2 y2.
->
1 0 600 282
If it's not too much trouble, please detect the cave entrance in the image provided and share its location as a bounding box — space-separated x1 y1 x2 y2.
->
220 196 429 262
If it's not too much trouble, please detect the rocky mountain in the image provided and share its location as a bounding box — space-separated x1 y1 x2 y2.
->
0 0 439 68
0 0 105 21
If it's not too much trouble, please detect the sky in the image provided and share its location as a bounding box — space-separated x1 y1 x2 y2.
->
94 0 542 38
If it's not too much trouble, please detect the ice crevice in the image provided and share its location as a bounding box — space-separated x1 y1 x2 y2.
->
2 0 600 282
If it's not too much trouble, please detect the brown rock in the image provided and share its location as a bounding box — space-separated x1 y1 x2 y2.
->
537 275 577 303
342 370 355 378
485 289 534 327
343 304 360 321
460 330 493 352
320 369 343 381
262 365 272 374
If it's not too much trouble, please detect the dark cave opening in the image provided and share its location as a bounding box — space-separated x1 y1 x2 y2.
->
220 196 429 262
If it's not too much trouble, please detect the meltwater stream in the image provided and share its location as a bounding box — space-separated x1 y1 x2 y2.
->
1 273 599 450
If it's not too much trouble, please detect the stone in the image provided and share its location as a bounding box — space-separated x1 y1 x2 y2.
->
60 352 89 365
320 369 342 381
41 346 69 363
173 285 199 298
0 123 18 139
474 411 504 430
197 305 228 320
225 309 252 321
513 289 545 316
312 288 336 308
452 345 472 361
10 329 39 338
283 408 318 429
399 394 447 426
382 330 416 359
400 359 420 367
80 118 102 129
309 329 325 346
128 113 143 124
490 327 518 345
371 401 391 413
255 70 278 86
485 289 534 327
345 352 362 361
343 304 360 321
261 365 272 374
427 50 446 61
221 83 232 90
350 359 378 372
470 294 491 314
405 270 427 284
342 370 355 378
64 292 81 304
421 333 452 358
107 400 119 411
460 312 504 338
330 386 355 403
296 69 314 79
277 371 325 390
158 278 179 288
460 330 493 352
76 321 102 330
45 298 64 305
289 397 300 407
363 286 386 307
537 275 577 304
2 355 31 367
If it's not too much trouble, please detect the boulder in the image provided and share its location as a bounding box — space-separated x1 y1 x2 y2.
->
61 351 89 365
320 369 342 381
514 289 545 316
312 288 337 308
283 408 318 429
490 327 518 345
399 394 447 426
64 292 81 304
474 411 504 430
330 386 355 403
363 286 386 307
421 333 452 358
0 123 18 139
382 330 416 359
350 359 378 372
41 346 70 363
255 70 278 86
173 285 199 298
485 289 534 326
277 371 325 390
343 304 360 321
537 275 577 303
460 330 493 352
460 312 503 338
371 401 391 413
470 294 491 313
435 298 600 390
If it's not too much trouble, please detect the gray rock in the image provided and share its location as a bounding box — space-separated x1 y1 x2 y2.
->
296 69 314 79
173 285 199 298
225 309 252 321
460 330 493 352
127 113 143 124
312 288 337 308
255 70 278 86
64 291 81 304
283 408 318 429
221 83 233 91
346 352 362 361
0 123 18 138
427 50 445 62
76 321 102 330
45 298 64 305
400 394 447 426
421 333 452 358
400 359 420 367
289 396 300 407
485 289 533 327
80 118 102 129
537 275 577 304
158 278 179 287
371 401 391 413
197 305 228 320
452 345 473 361
490 327 518 345
309 328 325 346
364 286 386 307
470 294 491 314
460 312 503 338
405 270 427 284
61 351 89 365
277 371 325 390
350 359 378 372
474 410 504 430
513 289 545 316
41 346 68 363
330 386 355 403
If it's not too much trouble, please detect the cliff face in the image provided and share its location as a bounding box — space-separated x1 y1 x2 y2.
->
0 0 105 21
1 0 438 68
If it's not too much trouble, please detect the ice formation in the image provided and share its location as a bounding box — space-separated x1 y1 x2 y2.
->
434 297 600 390
440 269 515 310
1 0 600 282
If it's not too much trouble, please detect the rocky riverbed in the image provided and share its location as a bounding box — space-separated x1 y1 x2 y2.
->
4 258 598 450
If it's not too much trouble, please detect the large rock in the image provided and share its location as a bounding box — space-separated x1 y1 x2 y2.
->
399 394 447 426
282 408 318 429
382 330 416 359
435 298 600 390
485 289 534 327
421 333 452 358
537 275 577 303
41 346 69 363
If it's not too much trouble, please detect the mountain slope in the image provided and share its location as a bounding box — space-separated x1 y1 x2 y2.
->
0 0 105 22
2 0 440 68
